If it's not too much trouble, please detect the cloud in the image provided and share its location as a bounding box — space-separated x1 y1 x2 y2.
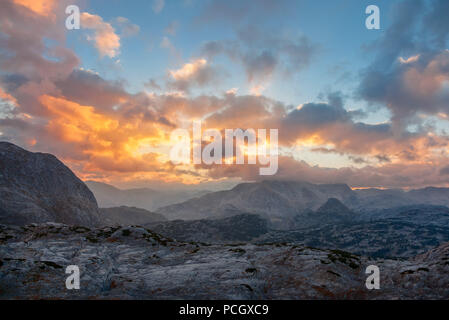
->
12 0 56 16
196 0 289 25
243 50 277 83
358 0 449 128
160 36 182 60
170 59 208 81
278 92 449 164
360 50 449 126
114 17 140 37
200 27 318 89
398 54 420 64
201 154 449 189
145 79 162 91
167 58 223 92
55 69 129 111
0 0 79 116
440 165 449 175
3 0 449 188
164 21 179 36
0 87 18 106
81 12 121 58
152 0 165 14
424 0 449 47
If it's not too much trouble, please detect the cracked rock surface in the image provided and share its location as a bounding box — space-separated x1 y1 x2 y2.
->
1 223 448 299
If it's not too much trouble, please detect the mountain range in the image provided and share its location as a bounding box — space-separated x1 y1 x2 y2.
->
85 180 210 211
1 141 449 299
156 180 449 229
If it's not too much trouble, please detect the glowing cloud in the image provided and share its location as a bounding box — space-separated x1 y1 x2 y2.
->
13 0 55 16
170 59 208 81
81 12 121 58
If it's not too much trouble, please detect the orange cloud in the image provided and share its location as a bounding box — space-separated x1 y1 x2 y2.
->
40 95 119 144
13 0 56 16
35 94 204 183
81 12 120 58
3 0 449 188
0 87 18 106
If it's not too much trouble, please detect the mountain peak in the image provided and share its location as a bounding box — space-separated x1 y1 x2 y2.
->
317 198 352 215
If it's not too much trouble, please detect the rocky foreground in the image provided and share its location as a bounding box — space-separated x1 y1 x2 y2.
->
1 223 449 299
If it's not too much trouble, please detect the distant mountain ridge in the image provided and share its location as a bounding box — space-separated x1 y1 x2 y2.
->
85 180 209 211
156 180 449 229
99 206 166 226
3 140 449 237
353 187 449 211
157 180 358 229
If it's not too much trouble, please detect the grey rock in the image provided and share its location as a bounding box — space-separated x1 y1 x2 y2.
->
0 142 100 227
0 223 448 299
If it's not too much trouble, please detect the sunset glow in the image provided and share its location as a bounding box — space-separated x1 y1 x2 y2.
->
1 0 449 189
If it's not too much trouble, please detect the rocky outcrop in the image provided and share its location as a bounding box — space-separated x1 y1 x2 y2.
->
0 142 100 227
0 223 448 299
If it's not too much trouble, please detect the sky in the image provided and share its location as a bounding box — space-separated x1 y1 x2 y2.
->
1 0 449 189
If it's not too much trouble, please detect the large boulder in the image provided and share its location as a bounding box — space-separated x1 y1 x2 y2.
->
0 141 100 227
